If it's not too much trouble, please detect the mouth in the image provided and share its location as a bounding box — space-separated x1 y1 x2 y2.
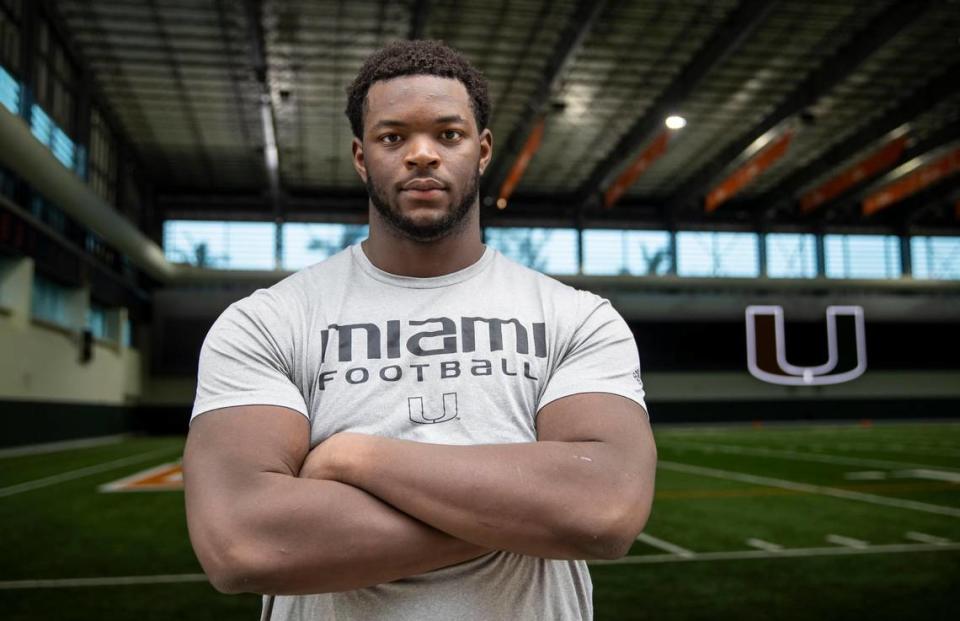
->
401 188 446 200
400 178 447 202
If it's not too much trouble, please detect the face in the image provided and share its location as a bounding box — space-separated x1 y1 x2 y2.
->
352 75 493 242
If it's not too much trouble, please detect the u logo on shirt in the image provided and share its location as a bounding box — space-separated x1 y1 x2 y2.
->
408 393 459 424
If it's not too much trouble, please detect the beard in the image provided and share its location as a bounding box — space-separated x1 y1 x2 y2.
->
367 167 479 243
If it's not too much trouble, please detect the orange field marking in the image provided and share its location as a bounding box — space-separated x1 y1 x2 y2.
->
99 462 183 492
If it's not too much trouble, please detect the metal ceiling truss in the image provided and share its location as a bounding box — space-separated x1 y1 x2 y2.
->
754 60 960 219
814 119 960 226
573 0 778 209
668 0 934 215
480 0 608 205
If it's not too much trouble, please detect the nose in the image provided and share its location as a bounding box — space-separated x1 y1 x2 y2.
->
404 135 440 170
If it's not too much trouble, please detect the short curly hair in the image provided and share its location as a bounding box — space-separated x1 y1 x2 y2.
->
345 40 490 140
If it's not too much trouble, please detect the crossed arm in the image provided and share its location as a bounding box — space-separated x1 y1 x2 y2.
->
183 393 656 595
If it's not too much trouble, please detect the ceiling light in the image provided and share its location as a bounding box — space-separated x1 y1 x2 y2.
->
665 115 687 130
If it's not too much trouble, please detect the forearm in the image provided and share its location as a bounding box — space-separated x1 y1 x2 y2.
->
324 437 650 559
188 472 488 595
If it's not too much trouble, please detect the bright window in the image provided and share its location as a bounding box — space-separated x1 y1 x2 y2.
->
676 231 759 277
0 65 17 114
282 223 368 271
911 236 960 280
824 234 901 279
766 233 817 278
583 229 672 275
163 220 276 270
30 104 77 170
485 227 579 275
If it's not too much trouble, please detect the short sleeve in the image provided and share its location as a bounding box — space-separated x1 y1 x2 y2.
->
191 293 308 422
537 292 648 417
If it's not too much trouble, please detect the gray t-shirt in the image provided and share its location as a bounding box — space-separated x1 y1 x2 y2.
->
193 243 647 621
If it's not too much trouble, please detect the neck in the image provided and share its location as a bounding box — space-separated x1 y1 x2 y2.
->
362 205 485 277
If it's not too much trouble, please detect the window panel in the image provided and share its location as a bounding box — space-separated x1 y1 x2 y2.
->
911 236 960 280
484 227 579 275
282 223 368 270
0 64 17 114
31 274 71 327
87 302 110 340
766 233 817 278
824 234 901 279
164 221 276 270
677 231 759 277
583 229 672 275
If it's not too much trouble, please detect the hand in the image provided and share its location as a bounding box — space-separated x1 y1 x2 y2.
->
299 432 369 481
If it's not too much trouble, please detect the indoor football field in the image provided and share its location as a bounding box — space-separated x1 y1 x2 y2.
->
1 420 957 621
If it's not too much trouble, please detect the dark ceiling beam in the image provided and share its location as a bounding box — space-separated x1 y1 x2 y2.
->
755 60 960 217
145 0 217 185
481 0 607 200
669 0 933 214
574 0 778 207
408 0 431 40
816 119 960 224
900 176 960 229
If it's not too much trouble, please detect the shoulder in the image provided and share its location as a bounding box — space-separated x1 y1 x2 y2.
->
228 245 354 318
490 251 614 320
488 250 585 301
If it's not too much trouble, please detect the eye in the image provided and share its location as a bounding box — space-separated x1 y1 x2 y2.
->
379 133 402 145
441 129 463 141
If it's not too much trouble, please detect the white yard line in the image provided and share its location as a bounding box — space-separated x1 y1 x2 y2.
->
0 573 208 590
826 534 869 549
659 440 958 472
825 442 960 459
898 469 960 483
0 448 176 498
635 533 695 558
591 542 960 566
745 538 782 552
6 545 957 586
658 460 960 518
905 531 951 545
0 435 129 459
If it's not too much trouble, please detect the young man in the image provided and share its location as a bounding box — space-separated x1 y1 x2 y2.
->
184 40 656 621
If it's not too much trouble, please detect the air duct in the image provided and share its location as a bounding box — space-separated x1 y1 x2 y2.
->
0 106 176 282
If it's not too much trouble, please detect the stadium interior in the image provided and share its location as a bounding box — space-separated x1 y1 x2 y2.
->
0 0 958 619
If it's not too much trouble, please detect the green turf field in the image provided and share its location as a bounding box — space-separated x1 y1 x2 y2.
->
1 421 958 620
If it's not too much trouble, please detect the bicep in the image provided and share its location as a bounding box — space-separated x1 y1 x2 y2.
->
536 393 657 536
536 392 653 452
183 406 310 556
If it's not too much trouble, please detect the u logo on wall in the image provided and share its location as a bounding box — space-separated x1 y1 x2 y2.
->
745 305 867 386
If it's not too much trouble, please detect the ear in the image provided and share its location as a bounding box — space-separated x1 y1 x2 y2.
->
352 137 367 183
478 128 493 175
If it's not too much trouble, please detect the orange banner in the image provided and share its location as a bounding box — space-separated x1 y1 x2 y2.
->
706 131 795 213
603 131 671 209
498 118 546 204
862 147 960 216
800 135 907 214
